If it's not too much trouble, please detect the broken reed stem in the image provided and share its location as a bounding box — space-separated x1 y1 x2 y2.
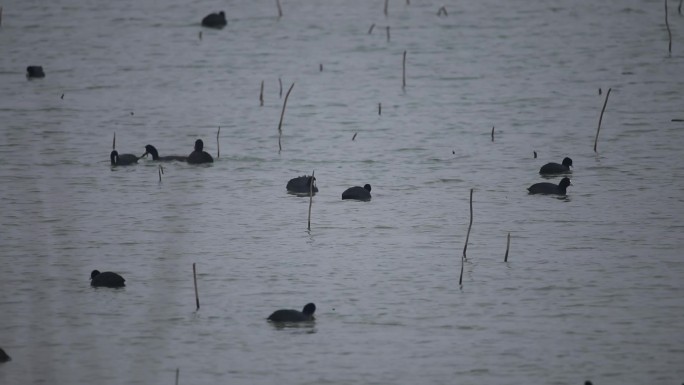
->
491 126 495 141
594 88 612 152
276 0 283 18
158 165 164 182
386 26 391 42
463 188 473 260
216 126 221 158
278 77 283 98
402 50 407 89
679 0 683 15
112 132 116 150
378 102 382 115
384 0 389 16
260 80 264 106
307 170 315 230
352 133 358 141
504 232 511 262
199 31 202 40
437 6 448 16
0 7 3 27
665 0 672 55
368 23 375 34
459 254 464 286
533 151 537 158
175 368 179 385
193 263 200 311
278 82 295 153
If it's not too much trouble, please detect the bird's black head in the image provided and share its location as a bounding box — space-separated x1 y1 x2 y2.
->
559 177 572 188
364 184 372 192
143 144 159 159
90 270 101 280
194 139 204 151
302 303 316 315
562 157 573 168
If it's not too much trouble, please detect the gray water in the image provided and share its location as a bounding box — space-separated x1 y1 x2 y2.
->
1 0 684 384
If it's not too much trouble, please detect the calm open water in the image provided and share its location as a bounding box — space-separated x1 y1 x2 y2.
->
1 0 684 384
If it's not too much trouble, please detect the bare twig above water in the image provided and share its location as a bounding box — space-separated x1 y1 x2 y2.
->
491 126 495 141
276 0 283 18
175 368 179 385
402 50 407 89
384 0 389 16
260 80 264 106
437 6 448 16
278 83 295 153
386 26 391 42
158 165 164 182
594 88 611 152
352 133 358 141
278 77 283 98
308 170 315 230
463 189 473 261
504 232 511 262
216 126 221 158
368 23 375 34
193 263 200 311
378 102 382 115
665 0 672 55
113 132 116 150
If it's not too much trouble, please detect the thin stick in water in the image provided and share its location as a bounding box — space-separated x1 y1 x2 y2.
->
386 26 391 42
534 151 537 158
402 50 407 89
199 31 202 40
666 0 672 55
158 165 164 182
378 102 382 115
462 188 473 260
278 77 283 98
320 63 323 72
307 170 315 230
278 83 295 153
193 263 200 311
437 6 448 16
260 80 264 106
459 254 464 286
368 23 375 34
216 126 221 158
276 0 283 18
593 88 611 152
175 368 179 385
61 93 64 99
384 0 389 16
0 7 3 27
679 0 683 15
504 232 511 262
112 132 116 150
491 126 495 141
352 133 358 141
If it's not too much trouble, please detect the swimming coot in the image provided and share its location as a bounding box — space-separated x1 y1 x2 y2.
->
110 150 139 166
539 157 572 175
142 144 187 162
201 11 227 28
26 66 45 78
0 347 10 363
286 175 318 195
267 303 316 323
342 184 371 201
90 270 126 288
187 139 214 164
527 177 572 195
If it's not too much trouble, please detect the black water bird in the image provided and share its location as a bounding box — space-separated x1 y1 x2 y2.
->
142 144 187 162
201 11 227 28
527 177 572 195
90 270 126 288
110 150 139 166
539 157 573 175
0 347 10 363
286 175 318 195
187 139 214 164
267 303 316 323
26 66 45 78
342 184 371 201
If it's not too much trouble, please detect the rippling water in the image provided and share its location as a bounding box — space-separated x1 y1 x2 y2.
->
1 0 684 384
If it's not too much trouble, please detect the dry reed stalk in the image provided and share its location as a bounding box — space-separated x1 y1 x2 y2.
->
593 88 611 152
534 151 537 158
175 368 179 385
386 26 391 42
320 63 323 72
260 80 264 106
384 0 389 16
491 126 495 141
666 0 672 54
216 126 221 158
279 77 283 98
402 50 407 89
193 263 200 310
463 188 473 260
378 102 382 115
113 132 116 149
437 6 448 16
308 170 315 230
199 31 202 40
679 0 683 15
158 165 164 182
368 23 375 34
276 0 283 18
352 133 358 141
0 7 3 27
504 232 511 262
278 82 295 153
